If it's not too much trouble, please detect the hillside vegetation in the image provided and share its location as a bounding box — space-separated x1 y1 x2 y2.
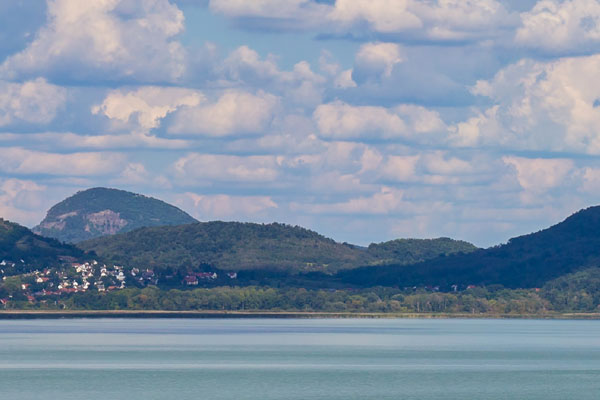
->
34 187 197 243
339 206 600 288
0 218 84 269
78 221 477 274
366 237 477 265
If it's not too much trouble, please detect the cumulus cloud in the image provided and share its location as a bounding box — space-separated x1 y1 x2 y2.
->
172 153 280 182
168 90 279 136
353 42 403 83
516 0 600 55
209 0 328 28
453 55 600 153
0 78 66 126
176 192 277 219
0 148 127 176
293 186 407 214
210 0 515 43
503 156 575 193
581 167 600 194
92 86 203 131
0 132 190 150
1 0 187 83
221 46 325 106
328 0 422 33
313 101 445 141
0 178 47 225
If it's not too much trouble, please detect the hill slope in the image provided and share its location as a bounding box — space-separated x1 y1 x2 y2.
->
366 237 477 265
78 222 478 274
78 222 372 273
339 206 600 288
0 218 84 269
33 188 197 243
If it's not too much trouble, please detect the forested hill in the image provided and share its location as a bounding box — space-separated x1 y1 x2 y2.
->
366 237 477 265
78 222 371 273
77 222 477 274
0 218 84 268
33 187 197 243
339 206 600 289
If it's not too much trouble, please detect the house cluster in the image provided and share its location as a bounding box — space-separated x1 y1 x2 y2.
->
0 260 137 305
131 268 159 286
182 271 237 286
183 272 218 286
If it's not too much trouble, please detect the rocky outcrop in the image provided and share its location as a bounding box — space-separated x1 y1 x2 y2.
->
33 187 197 243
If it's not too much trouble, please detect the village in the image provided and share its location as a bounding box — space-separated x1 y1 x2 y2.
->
0 259 238 306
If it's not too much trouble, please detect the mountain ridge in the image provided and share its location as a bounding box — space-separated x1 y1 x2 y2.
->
338 206 600 288
77 221 477 274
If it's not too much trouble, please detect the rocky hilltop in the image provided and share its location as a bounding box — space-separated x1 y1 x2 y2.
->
33 188 197 243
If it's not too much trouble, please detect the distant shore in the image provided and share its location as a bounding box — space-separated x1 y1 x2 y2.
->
2 310 600 320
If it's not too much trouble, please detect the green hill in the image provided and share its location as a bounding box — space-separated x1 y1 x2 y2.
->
77 222 477 274
366 237 477 265
33 187 197 243
78 221 372 274
0 218 84 270
339 206 600 289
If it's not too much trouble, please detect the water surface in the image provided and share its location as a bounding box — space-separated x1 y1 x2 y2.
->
1 318 599 399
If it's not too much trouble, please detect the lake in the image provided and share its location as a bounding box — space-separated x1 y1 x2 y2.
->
1 318 599 399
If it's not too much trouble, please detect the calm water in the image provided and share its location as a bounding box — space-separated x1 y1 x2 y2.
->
1 318 600 399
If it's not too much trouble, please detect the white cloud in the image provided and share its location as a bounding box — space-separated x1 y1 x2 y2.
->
177 192 277 219
212 0 514 43
328 0 422 33
221 46 325 106
0 179 47 226
516 0 600 55
1 0 186 83
313 101 444 141
421 151 473 175
168 90 279 136
293 186 407 214
172 153 280 182
0 78 66 126
92 86 203 131
454 55 600 153
0 147 127 176
334 69 357 89
330 0 514 40
314 101 406 140
353 42 403 82
503 156 574 192
581 167 600 194
580 167 600 195
395 104 446 134
209 0 326 20
0 132 190 150
380 155 420 182
110 162 150 185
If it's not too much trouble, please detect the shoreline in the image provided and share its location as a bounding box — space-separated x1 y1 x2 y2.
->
2 310 600 320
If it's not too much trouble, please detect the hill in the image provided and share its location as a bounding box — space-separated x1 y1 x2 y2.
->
366 237 477 265
0 218 84 270
77 222 477 274
78 221 372 274
33 187 197 243
338 206 600 289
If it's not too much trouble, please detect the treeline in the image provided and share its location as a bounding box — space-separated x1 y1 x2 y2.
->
5 285 549 315
542 268 600 312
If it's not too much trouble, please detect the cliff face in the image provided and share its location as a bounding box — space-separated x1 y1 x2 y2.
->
33 187 197 243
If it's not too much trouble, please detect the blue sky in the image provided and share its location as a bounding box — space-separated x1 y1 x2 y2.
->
2 0 600 247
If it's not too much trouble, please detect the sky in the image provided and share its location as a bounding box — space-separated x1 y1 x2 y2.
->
2 0 600 248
